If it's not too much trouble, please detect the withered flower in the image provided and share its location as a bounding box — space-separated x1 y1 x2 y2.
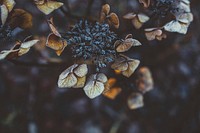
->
46 18 67 56
123 12 149 29
111 54 140 78
0 36 39 60
34 0 63 15
99 4 119 28
114 34 141 52
127 92 144 110
83 73 108 99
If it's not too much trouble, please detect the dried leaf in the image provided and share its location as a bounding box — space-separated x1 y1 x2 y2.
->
127 13 149 29
136 67 154 93
8 9 32 29
36 1 63 15
127 92 144 109
138 0 150 8
0 4 8 25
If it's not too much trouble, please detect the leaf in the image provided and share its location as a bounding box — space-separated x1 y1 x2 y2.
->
127 92 144 110
36 1 63 15
0 4 8 25
46 33 67 56
136 67 154 93
8 9 33 29
138 0 150 8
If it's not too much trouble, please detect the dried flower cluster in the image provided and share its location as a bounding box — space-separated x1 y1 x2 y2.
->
124 0 193 41
44 4 143 99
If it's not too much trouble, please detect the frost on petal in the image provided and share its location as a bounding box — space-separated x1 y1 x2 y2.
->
127 93 144 110
83 81 105 99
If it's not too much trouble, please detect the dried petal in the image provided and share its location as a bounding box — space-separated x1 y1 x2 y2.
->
36 1 63 15
132 17 143 29
101 4 110 15
1 4 8 25
125 34 133 39
83 81 105 99
145 28 163 41
47 17 61 37
58 73 77 88
111 57 129 71
137 13 149 23
175 12 193 23
123 12 136 19
164 20 188 34
108 12 119 29
127 92 144 109
59 64 78 80
104 78 117 92
1 0 15 12
96 73 108 83
74 64 88 77
73 76 86 88
122 59 140 77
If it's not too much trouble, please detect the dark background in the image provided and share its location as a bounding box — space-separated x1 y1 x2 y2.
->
0 0 200 133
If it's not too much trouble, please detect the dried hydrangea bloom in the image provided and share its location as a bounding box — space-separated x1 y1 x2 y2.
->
34 0 63 15
0 36 39 60
127 92 144 110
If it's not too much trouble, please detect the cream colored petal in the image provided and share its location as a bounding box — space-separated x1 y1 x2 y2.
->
96 73 108 83
127 93 144 110
74 64 88 77
20 40 39 49
58 73 77 88
59 64 78 80
145 29 163 41
137 13 149 23
83 81 105 99
2 0 15 12
122 59 140 77
111 60 129 71
164 21 182 33
123 12 136 19
0 50 11 60
73 76 86 88
36 1 63 15
176 12 193 23
1 4 8 25
132 17 143 29
18 48 29 56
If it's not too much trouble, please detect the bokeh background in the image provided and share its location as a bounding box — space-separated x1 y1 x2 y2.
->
0 0 200 133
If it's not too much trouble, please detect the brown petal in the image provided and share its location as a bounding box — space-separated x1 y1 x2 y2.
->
123 12 136 19
156 33 167 41
125 34 133 39
104 78 117 92
83 81 105 99
127 92 144 109
0 4 8 25
108 12 119 29
8 9 32 29
36 1 63 15
138 0 150 8
122 59 140 77
145 28 163 41
116 39 133 52
101 4 110 15
74 64 88 77
136 67 154 93
111 57 129 71
46 33 67 56
73 76 86 88
58 73 77 88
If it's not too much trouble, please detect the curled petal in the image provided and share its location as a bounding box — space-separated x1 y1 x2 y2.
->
137 13 149 23
111 57 129 71
59 64 78 80
123 12 136 19
122 59 140 77
108 12 119 28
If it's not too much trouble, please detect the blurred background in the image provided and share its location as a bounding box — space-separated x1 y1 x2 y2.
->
0 0 200 133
